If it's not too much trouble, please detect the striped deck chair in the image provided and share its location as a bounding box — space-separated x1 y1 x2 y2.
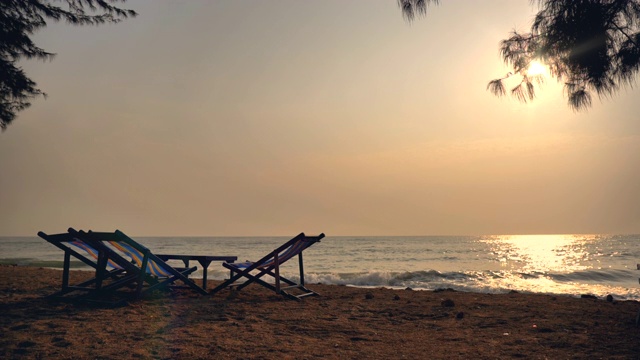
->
209 232 325 301
105 240 175 278
38 229 205 305
68 240 122 270
69 228 207 299
37 231 140 304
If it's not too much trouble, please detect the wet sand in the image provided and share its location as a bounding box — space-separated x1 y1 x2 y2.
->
1 264 639 359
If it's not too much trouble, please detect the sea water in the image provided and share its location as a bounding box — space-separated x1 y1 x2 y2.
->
1 234 639 300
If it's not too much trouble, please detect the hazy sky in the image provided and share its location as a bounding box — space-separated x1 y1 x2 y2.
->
1 0 639 236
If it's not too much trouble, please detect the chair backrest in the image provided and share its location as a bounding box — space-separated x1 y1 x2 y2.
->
37 231 117 270
68 239 122 270
259 233 324 269
69 228 174 278
106 240 172 277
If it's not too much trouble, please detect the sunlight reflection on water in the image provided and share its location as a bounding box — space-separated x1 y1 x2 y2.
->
484 234 594 273
474 234 640 297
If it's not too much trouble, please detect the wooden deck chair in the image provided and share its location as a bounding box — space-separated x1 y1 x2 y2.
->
38 228 205 305
69 228 208 298
38 230 145 305
209 232 325 301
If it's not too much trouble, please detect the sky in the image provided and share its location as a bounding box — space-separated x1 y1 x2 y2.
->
1 0 639 236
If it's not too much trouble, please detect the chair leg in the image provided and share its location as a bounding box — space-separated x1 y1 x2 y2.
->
62 251 70 291
209 271 247 295
273 254 280 294
298 252 305 286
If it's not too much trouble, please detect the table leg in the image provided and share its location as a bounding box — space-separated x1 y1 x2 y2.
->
198 260 212 290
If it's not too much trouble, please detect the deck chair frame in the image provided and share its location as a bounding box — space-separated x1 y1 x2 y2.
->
70 228 208 298
37 231 142 303
38 228 206 305
209 232 324 300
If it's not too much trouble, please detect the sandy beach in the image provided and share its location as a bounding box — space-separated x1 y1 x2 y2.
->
1 264 640 359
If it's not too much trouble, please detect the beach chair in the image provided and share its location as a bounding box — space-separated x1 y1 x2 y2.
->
71 228 211 297
37 231 134 304
209 232 325 301
38 228 207 304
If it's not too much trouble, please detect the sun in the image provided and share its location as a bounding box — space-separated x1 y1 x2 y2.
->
527 60 548 76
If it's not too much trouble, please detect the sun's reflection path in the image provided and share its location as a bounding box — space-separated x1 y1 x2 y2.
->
472 234 629 295
482 234 599 274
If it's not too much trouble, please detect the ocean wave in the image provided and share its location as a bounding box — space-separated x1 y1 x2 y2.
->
303 269 640 300
547 269 636 283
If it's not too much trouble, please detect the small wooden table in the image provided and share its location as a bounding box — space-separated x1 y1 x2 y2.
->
156 254 237 290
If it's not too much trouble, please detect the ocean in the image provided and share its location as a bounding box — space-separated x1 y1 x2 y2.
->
1 233 639 300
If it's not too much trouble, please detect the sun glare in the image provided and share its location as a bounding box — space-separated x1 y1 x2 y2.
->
490 235 590 273
527 61 548 76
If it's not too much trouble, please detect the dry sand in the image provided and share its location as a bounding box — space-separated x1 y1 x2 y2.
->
1 264 640 359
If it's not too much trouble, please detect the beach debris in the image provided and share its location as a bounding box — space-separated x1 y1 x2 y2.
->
456 312 464 319
536 327 555 333
365 292 374 300
10 324 30 331
405 287 413 291
17 341 37 348
441 299 455 307
580 294 597 299
350 336 368 342
434 288 456 293
606 294 614 302
393 294 400 301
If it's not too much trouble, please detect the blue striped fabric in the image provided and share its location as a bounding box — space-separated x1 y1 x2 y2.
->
69 240 121 269
107 241 173 278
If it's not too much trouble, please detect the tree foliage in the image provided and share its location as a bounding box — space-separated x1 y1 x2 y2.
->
397 0 440 21
403 0 640 111
0 0 136 130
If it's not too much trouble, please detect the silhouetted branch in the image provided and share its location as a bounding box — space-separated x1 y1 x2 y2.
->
568 89 593 110
398 0 439 21
487 79 506 97
617 32 640 83
487 0 640 110
0 0 137 130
